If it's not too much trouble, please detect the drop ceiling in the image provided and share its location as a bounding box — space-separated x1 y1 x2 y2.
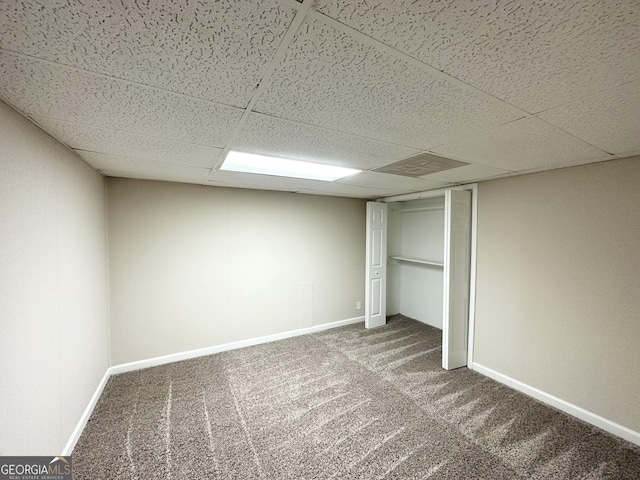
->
1 0 639 199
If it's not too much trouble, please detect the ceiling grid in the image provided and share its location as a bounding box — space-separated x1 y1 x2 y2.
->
205 0 316 181
0 0 638 197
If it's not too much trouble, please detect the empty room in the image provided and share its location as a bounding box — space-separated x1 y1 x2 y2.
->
1 0 639 478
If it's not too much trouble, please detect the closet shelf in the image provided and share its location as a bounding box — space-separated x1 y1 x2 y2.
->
394 206 444 213
389 256 444 268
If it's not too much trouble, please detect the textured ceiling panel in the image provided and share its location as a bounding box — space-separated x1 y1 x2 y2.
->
0 0 295 108
254 17 524 151
538 81 640 157
231 112 421 170
0 52 243 147
315 0 640 113
431 117 611 171
296 183 404 199
374 153 468 177
78 152 211 183
337 171 450 190
206 170 328 193
102 172 206 185
209 171 409 198
1 1 637 197
30 116 223 168
421 164 512 183
209 169 403 197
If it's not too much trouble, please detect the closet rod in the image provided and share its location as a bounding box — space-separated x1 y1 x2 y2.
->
394 206 445 213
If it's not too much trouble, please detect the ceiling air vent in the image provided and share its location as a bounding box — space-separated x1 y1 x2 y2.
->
374 153 468 177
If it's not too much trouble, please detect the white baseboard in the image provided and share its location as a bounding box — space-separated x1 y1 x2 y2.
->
63 316 364 454
110 316 364 375
473 362 640 447
61 369 111 456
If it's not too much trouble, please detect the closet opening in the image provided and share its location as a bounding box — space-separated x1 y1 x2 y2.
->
365 187 476 370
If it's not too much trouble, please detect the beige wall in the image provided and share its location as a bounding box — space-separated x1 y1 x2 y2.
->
107 178 366 364
474 156 640 432
0 101 109 454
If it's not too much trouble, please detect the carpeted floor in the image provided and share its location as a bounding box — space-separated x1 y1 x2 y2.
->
73 315 640 479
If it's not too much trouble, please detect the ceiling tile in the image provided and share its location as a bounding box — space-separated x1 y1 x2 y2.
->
231 112 421 170
431 117 612 171
421 163 512 183
337 171 451 191
206 170 328 193
537 81 640 157
0 51 244 147
103 173 205 185
2 1 635 197
314 0 640 113
253 17 523 151
30 116 222 168
0 0 295 107
207 170 408 198
76 152 211 183
296 183 403 199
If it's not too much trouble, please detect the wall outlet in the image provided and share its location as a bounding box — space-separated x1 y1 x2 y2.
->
356 301 362 310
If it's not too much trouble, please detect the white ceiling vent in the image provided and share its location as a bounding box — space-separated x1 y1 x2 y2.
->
373 153 468 177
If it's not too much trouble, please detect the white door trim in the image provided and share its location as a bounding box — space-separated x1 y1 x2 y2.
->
467 184 478 369
379 183 478 370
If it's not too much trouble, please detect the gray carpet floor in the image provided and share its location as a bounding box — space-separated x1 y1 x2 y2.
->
73 315 640 479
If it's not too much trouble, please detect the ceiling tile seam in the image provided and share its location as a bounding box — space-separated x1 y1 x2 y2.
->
296 185 398 195
0 47 247 112
307 10 533 118
204 0 316 183
423 112 615 165
531 78 640 117
101 171 208 182
71 148 215 170
445 158 514 175
533 115 617 157
2 100 99 170
418 115 529 153
615 151 640 161
26 114 226 150
247 110 425 153
491 158 625 182
96 168 214 180
274 0 306 11
414 159 515 176
417 157 517 175
7 101 121 178
420 115 534 153
337 179 445 190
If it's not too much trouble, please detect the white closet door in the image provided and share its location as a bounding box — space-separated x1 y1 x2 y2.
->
365 202 388 329
442 190 472 370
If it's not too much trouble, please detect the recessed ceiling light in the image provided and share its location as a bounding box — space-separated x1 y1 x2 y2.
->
220 151 361 182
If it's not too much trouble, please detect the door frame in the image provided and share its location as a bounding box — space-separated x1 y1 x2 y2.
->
376 183 478 370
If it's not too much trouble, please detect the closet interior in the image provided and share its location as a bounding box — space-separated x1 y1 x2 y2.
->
371 187 472 370
387 196 446 329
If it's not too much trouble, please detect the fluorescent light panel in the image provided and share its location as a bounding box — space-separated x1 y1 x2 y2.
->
221 151 360 181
